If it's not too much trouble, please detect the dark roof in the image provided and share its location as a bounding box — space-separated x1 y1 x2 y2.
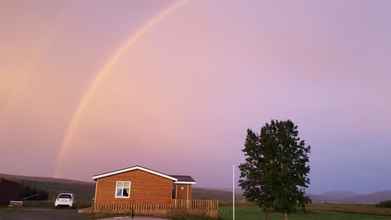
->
92 165 196 184
170 175 196 183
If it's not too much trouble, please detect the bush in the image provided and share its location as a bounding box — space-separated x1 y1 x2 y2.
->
19 186 49 200
376 200 391 208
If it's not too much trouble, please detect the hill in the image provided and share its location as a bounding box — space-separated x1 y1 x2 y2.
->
193 187 236 201
310 191 391 204
342 191 391 204
309 191 359 203
4 173 389 204
0 173 234 203
0 173 95 204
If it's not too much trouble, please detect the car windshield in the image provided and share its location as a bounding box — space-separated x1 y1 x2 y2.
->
58 194 72 199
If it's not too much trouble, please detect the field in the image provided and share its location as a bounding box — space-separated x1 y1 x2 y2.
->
308 203 391 216
174 206 391 220
2 204 391 220
172 203 391 220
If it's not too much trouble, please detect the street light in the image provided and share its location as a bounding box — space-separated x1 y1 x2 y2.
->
232 165 236 220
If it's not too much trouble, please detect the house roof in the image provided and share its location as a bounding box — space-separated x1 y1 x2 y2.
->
92 165 196 184
170 175 196 184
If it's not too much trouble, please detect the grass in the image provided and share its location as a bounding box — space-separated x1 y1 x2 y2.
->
173 206 391 220
222 206 391 220
308 203 391 216
2 205 390 220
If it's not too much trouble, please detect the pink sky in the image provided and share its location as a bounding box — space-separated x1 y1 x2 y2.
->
1 0 391 193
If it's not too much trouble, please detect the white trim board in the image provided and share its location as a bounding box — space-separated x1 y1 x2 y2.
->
92 165 178 181
174 181 196 185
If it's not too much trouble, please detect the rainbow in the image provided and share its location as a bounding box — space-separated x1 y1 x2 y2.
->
54 0 188 177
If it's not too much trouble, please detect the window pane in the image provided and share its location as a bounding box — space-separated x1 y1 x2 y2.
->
123 188 129 197
116 188 123 197
117 182 124 188
58 194 72 199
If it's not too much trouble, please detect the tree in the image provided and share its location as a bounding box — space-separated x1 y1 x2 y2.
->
239 120 311 220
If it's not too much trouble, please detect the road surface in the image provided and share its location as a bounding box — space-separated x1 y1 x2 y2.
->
0 208 168 220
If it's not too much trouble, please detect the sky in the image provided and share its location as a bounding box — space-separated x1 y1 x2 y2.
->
1 0 391 194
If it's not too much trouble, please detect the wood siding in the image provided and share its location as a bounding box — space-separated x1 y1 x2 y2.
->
175 184 192 200
95 169 173 205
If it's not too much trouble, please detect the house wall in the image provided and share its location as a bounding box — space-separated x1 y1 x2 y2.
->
95 169 174 205
175 184 192 200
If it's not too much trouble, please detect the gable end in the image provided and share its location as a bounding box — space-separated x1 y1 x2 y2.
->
92 165 178 181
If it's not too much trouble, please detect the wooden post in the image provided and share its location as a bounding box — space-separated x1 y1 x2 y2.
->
93 181 99 212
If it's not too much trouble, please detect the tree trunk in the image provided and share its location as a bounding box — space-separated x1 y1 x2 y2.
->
264 211 270 220
283 212 288 220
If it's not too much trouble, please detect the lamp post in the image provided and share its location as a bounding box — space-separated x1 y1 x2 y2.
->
232 165 236 220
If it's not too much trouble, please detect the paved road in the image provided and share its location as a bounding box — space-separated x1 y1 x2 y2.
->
0 208 168 220
0 208 89 220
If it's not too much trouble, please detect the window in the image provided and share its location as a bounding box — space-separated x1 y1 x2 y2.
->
57 194 72 199
115 181 131 198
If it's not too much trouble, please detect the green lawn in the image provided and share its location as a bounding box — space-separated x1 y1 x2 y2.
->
218 207 391 220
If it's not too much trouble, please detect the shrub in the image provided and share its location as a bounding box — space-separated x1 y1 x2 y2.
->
19 186 49 200
376 200 391 208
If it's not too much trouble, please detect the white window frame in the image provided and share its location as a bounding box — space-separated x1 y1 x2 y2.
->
115 181 131 198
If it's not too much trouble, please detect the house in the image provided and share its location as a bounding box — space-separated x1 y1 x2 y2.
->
0 178 23 205
92 165 196 205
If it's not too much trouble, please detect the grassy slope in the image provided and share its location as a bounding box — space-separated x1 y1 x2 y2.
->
176 207 391 220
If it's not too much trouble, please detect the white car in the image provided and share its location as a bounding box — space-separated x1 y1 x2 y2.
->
54 193 74 208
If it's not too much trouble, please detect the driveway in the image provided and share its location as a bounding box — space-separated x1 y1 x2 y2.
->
0 208 90 220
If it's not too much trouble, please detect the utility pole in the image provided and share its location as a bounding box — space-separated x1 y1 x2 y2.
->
233 165 235 220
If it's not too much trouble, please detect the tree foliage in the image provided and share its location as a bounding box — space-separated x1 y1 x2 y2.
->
239 120 311 219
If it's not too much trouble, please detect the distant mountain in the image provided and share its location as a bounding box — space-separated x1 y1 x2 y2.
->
310 190 391 204
310 191 359 202
192 188 235 201
0 173 92 185
343 191 391 204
